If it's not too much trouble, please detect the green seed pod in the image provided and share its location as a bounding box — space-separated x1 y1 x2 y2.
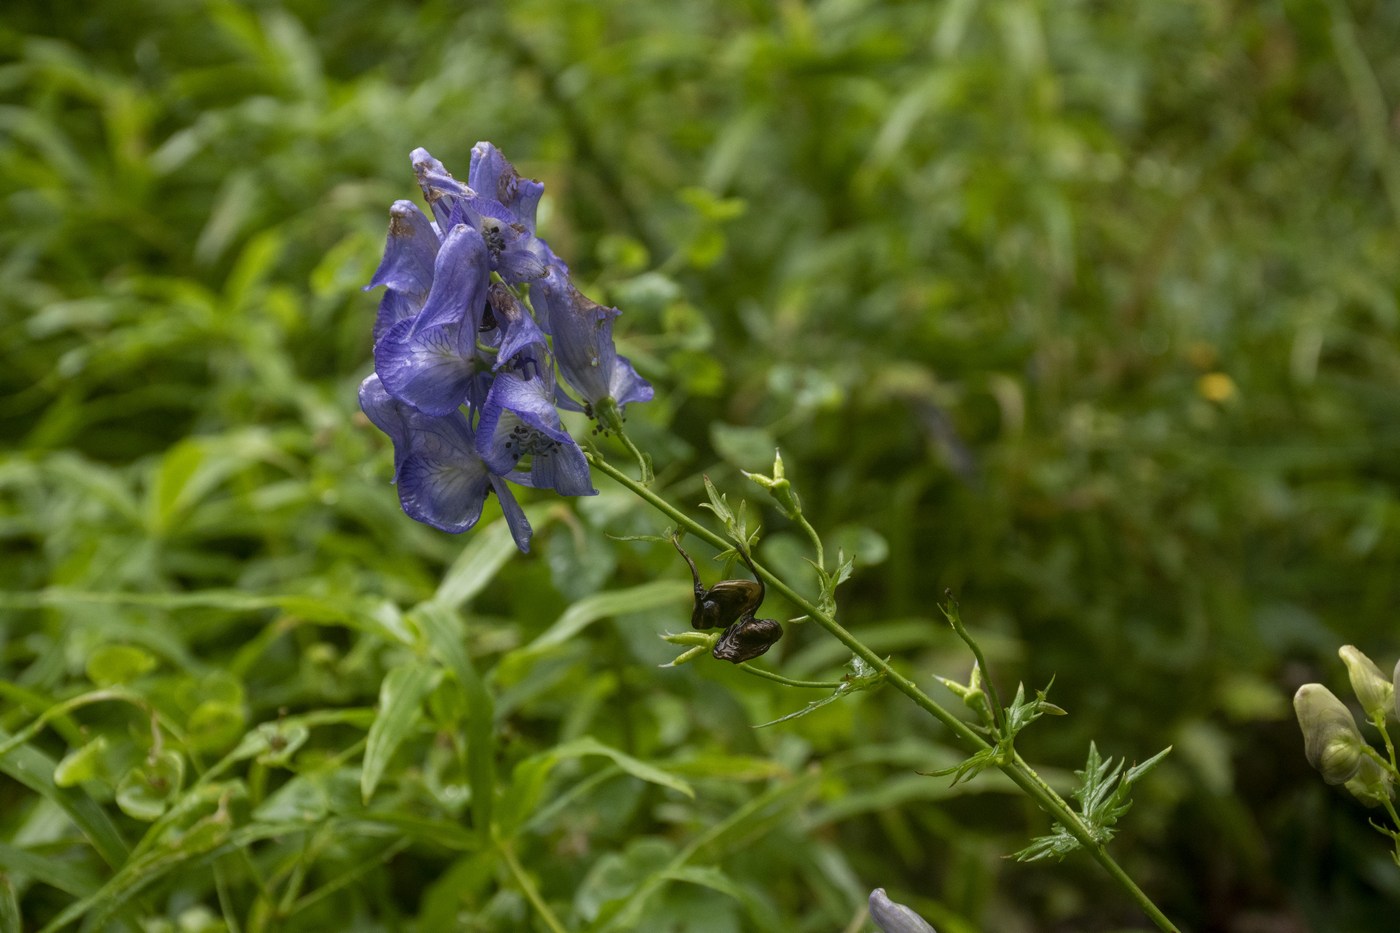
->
1339 645 1393 721
1293 683 1364 785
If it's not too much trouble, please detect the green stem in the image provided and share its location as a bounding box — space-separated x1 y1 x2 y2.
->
615 429 653 485
498 837 567 933
796 514 825 572
943 598 1006 736
737 663 844 690
1372 715 1399 774
587 453 1180 933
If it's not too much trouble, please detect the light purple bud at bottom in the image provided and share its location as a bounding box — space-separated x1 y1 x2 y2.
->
868 888 937 933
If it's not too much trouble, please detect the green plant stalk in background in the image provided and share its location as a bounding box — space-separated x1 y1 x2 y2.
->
586 452 1180 933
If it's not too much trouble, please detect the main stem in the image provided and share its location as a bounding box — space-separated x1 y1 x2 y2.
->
588 454 1179 933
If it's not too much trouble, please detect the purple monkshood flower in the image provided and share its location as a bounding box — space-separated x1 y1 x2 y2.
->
477 350 595 498
359 375 533 551
374 224 493 416
469 141 545 233
534 264 654 417
411 148 561 287
362 142 650 549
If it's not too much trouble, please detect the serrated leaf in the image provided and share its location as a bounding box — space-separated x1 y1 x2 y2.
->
361 659 442 803
756 655 886 728
924 747 998 786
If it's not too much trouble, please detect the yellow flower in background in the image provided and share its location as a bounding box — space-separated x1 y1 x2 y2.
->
1197 372 1237 403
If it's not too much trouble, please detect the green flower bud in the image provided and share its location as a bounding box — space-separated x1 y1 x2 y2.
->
1393 658 1400 724
1294 684 1364 785
1339 645 1393 721
742 450 802 519
935 664 991 725
1343 754 1394 808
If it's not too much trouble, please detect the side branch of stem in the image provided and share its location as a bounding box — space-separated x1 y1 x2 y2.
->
586 453 1180 933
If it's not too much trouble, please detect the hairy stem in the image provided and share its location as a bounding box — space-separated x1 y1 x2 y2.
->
587 452 1179 932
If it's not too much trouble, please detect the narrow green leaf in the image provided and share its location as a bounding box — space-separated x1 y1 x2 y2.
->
550 736 693 799
662 865 784 931
0 873 18 933
525 581 691 655
0 842 100 898
0 731 129 869
592 773 819 932
361 659 442 803
431 510 534 610
412 602 495 834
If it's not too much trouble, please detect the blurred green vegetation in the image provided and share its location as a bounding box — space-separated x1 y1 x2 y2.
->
3 0 1399 929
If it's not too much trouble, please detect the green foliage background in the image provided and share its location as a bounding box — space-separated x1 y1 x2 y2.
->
3 0 1399 929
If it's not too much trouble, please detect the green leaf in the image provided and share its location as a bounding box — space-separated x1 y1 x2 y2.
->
661 865 784 931
525 581 691 655
498 737 693 841
592 773 819 932
115 750 185 821
53 736 110 787
431 507 546 610
1013 744 1173 862
85 644 157 686
361 659 442 803
412 601 496 835
710 423 777 472
550 736 693 799
0 841 100 898
0 730 129 868
756 655 886 728
0 873 18 933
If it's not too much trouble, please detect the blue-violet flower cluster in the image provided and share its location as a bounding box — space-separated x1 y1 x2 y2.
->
361 143 652 551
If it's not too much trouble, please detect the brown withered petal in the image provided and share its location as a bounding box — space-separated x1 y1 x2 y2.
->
712 617 783 663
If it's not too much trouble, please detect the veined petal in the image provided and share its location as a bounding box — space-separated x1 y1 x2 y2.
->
413 224 490 334
359 374 412 476
534 266 613 404
536 267 654 412
375 318 478 416
373 288 423 346
397 451 491 534
487 283 546 370
470 141 545 231
366 200 439 295
605 352 655 409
